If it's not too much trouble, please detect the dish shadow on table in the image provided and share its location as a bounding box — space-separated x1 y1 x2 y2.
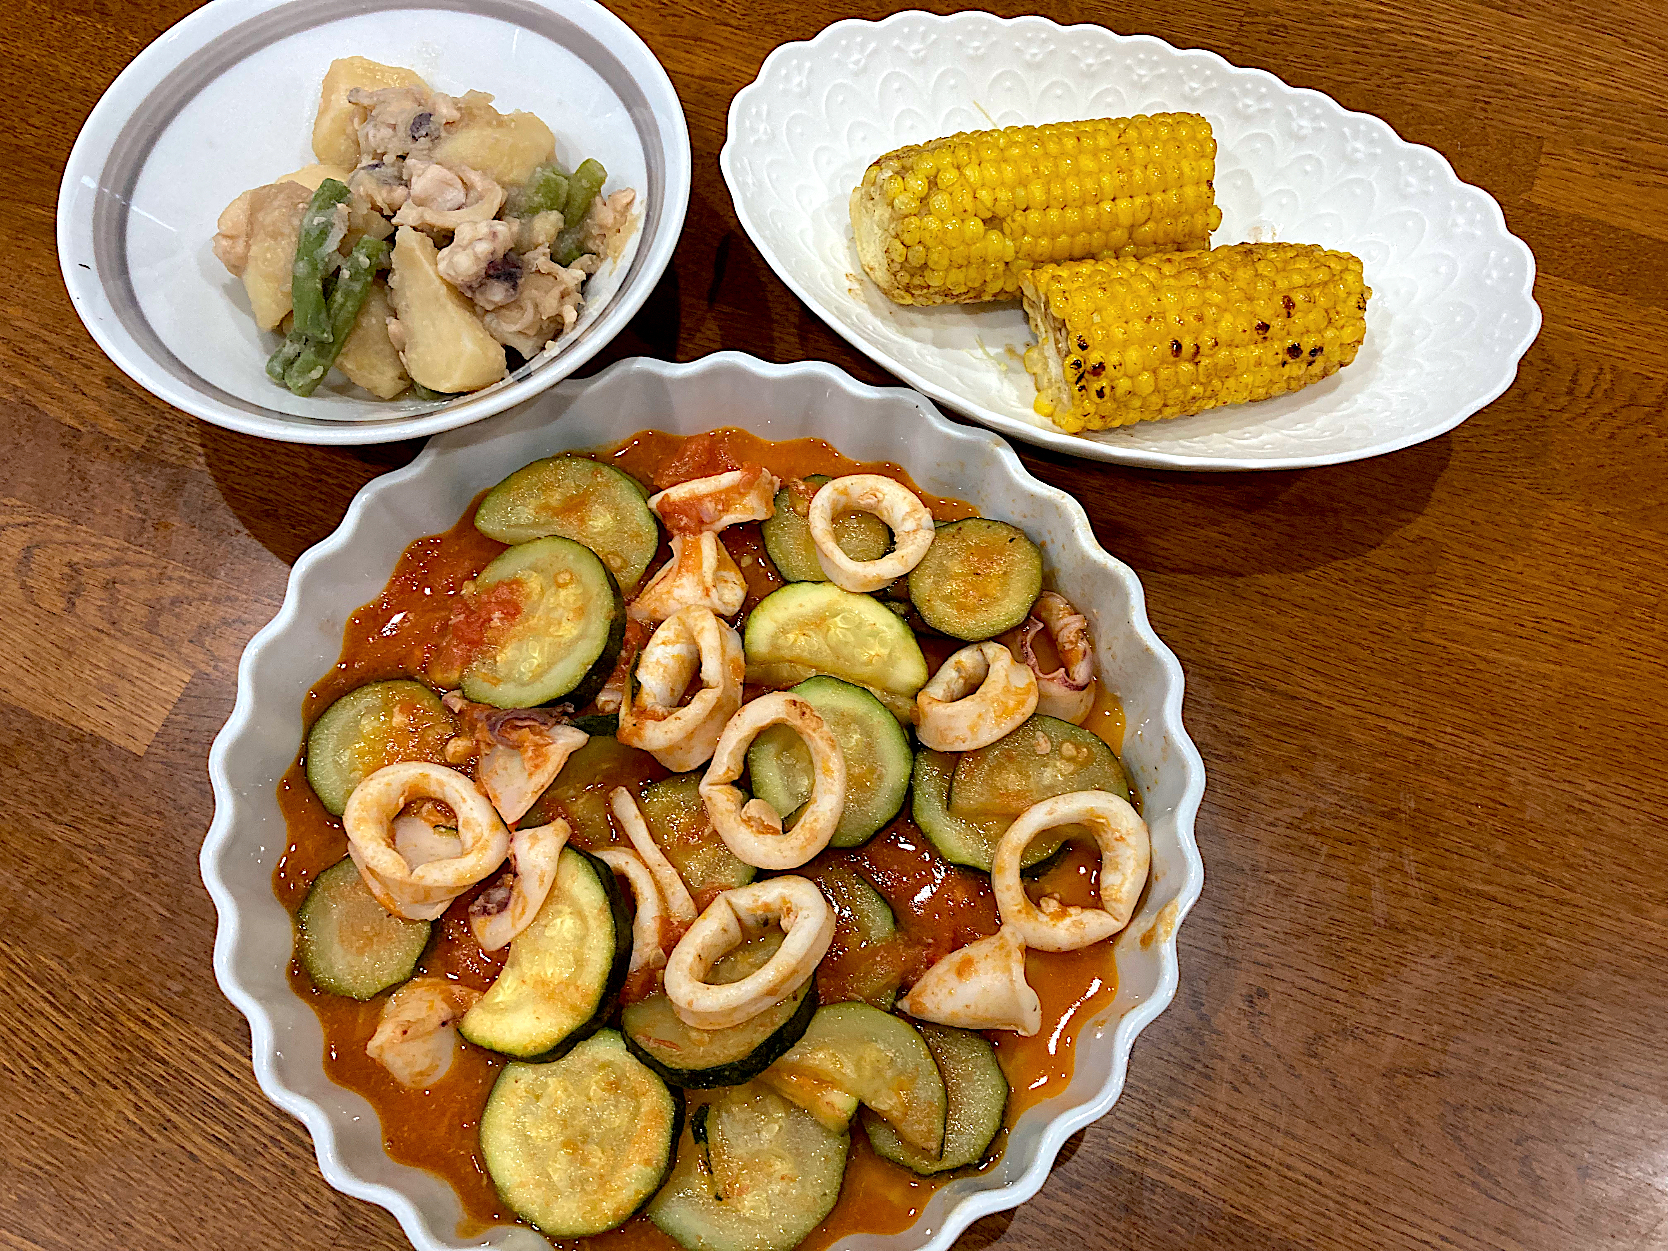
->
196 269 685 567
1014 432 1453 579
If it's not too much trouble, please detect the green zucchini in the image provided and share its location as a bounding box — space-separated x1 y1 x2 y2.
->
482 1030 681 1237
295 857 430 999
304 680 456 815
911 749 1060 873
647 1082 850 1251
638 773 756 900
765 1003 947 1154
865 1024 1007 1174
743 582 928 698
745 676 911 848
473 456 659 590
761 475 892 583
908 518 1043 641
803 861 901 1008
949 714 1132 818
457 536 626 709
622 931 816 1088
460 847 629 1060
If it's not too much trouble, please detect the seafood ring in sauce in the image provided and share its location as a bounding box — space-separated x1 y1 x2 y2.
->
616 606 745 772
808 473 935 592
915 640 1039 752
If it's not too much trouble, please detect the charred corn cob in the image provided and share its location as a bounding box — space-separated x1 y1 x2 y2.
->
1020 243 1370 433
851 114 1223 306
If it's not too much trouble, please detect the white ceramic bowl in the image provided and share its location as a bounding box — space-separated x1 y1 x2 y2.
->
720 10 1541 470
58 0 690 446
202 352 1207 1249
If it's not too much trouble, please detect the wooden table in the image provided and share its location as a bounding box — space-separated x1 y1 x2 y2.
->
7 0 1664 1247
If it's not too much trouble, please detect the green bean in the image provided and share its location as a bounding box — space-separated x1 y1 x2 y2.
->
290 178 353 343
554 158 607 265
283 237 390 398
266 326 306 383
508 161 571 217
409 381 462 402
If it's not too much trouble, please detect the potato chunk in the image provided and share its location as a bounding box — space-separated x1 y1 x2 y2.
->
335 280 410 399
219 181 312 330
431 91 555 189
277 163 353 191
312 57 427 167
388 226 504 393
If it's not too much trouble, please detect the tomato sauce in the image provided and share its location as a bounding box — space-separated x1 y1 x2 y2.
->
272 429 1129 1246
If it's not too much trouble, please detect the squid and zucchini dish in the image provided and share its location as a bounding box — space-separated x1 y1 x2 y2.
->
211 58 636 401
850 113 1371 434
278 428 1150 1249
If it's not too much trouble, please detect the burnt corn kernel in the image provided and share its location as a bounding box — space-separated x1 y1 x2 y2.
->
1020 241 1371 432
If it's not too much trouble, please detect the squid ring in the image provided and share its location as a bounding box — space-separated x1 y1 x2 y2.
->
468 821 569 952
1020 592 1097 725
594 848 673 975
663 876 834 1029
647 467 778 535
616 606 746 772
808 474 936 593
915 641 1039 752
699 693 846 870
991 790 1151 951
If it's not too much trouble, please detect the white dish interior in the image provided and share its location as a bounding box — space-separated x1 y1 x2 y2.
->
202 352 1207 1250
720 10 1541 469
59 0 690 445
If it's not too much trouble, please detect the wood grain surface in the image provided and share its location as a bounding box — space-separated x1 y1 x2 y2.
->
5 1 1665 1248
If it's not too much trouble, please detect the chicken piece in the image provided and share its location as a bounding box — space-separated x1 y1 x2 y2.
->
480 244 588 356
437 220 521 309
348 85 463 163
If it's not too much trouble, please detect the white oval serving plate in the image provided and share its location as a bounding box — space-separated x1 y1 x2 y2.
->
202 351 1206 1250
58 0 690 446
720 10 1541 470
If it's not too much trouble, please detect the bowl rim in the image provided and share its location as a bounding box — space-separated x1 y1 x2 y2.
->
56 0 692 447
718 8 1543 472
201 350 1208 1249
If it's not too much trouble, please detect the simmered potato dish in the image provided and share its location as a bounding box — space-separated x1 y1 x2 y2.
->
211 57 638 401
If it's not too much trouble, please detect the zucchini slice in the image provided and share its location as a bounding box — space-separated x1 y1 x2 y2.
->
482 1030 681 1237
460 846 630 1060
801 860 901 1009
622 931 815 1088
761 475 891 583
744 582 928 698
865 1024 1007 1174
765 1002 947 1154
648 1082 850 1251
296 857 430 999
746 676 911 848
949 714 1132 818
638 774 756 900
458 536 626 709
911 749 1059 873
907 518 1043 641
474 455 660 590
304 680 456 815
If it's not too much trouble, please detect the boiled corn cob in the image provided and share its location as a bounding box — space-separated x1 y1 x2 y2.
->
851 114 1223 306
1020 243 1370 433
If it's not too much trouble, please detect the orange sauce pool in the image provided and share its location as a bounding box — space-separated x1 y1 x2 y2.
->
274 429 1128 1246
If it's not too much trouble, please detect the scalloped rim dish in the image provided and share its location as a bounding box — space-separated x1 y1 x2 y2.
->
720 10 1541 470
202 352 1206 1250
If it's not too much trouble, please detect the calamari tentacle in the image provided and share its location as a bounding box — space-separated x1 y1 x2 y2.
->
1020 592 1096 725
